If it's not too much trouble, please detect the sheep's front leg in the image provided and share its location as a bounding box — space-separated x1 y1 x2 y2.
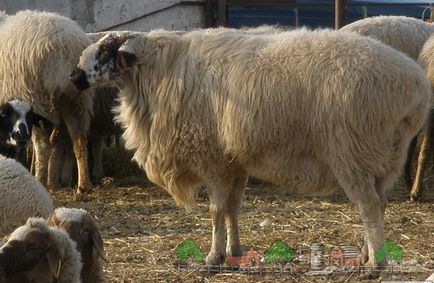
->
63 114 92 194
32 126 51 187
206 192 227 265
72 133 92 194
225 176 247 257
206 174 247 265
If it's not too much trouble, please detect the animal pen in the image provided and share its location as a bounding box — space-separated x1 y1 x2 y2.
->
0 1 433 283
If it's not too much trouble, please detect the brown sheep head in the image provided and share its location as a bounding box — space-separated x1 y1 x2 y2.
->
47 208 106 266
0 218 63 283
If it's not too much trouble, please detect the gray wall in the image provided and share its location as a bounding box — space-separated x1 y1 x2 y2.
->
0 0 205 32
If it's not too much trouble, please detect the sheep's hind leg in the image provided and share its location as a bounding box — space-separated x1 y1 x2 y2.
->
90 134 104 182
47 126 62 190
340 175 385 273
403 136 417 191
411 110 434 202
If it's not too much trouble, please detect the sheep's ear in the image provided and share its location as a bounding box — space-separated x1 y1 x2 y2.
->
90 230 107 262
47 248 62 279
116 50 137 72
0 104 11 123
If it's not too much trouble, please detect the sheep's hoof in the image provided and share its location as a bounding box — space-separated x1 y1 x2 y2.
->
73 185 93 201
92 172 104 184
360 260 384 280
359 271 381 280
410 192 421 202
226 246 243 258
73 191 91 201
77 181 93 193
205 252 225 266
47 181 60 192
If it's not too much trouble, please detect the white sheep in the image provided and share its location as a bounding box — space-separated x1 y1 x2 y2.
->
0 10 94 194
0 217 82 283
341 16 434 201
71 28 430 269
47 207 107 283
341 16 434 59
0 154 54 236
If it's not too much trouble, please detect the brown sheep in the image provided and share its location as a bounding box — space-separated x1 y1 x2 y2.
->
0 218 82 283
47 207 106 283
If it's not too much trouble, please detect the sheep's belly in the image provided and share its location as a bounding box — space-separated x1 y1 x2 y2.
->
244 153 338 196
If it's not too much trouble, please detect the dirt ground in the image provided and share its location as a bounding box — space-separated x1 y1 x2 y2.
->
50 164 434 283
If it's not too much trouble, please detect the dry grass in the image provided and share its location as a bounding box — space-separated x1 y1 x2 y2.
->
50 172 434 283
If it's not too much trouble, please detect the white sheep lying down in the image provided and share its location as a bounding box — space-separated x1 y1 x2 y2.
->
341 16 434 202
71 28 431 268
0 154 53 236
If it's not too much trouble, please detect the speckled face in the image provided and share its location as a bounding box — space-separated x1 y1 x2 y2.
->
71 34 121 90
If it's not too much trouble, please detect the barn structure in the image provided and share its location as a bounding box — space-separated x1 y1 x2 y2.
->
1 0 433 32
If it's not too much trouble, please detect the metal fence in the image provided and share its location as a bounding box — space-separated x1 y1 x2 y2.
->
207 0 434 28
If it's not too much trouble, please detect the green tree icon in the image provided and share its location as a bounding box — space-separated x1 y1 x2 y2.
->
176 239 204 262
264 240 294 264
375 239 404 263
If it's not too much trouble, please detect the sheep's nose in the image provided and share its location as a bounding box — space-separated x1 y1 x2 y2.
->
11 123 30 145
70 67 90 90
17 123 28 135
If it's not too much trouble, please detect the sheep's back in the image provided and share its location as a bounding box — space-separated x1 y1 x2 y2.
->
341 16 434 60
0 155 54 236
0 10 92 119
169 29 431 168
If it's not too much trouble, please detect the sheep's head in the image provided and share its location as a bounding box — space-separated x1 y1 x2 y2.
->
0 218 62 283
0 99 51 147
47 208 106 263
70 33 139 90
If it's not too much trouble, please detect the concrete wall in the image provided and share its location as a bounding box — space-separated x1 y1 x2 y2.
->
0 0 205 32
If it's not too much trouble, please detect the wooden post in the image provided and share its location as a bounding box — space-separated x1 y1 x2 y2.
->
335 0 347 29
294 6 299 27
430 5 434 23
218 0 228 26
